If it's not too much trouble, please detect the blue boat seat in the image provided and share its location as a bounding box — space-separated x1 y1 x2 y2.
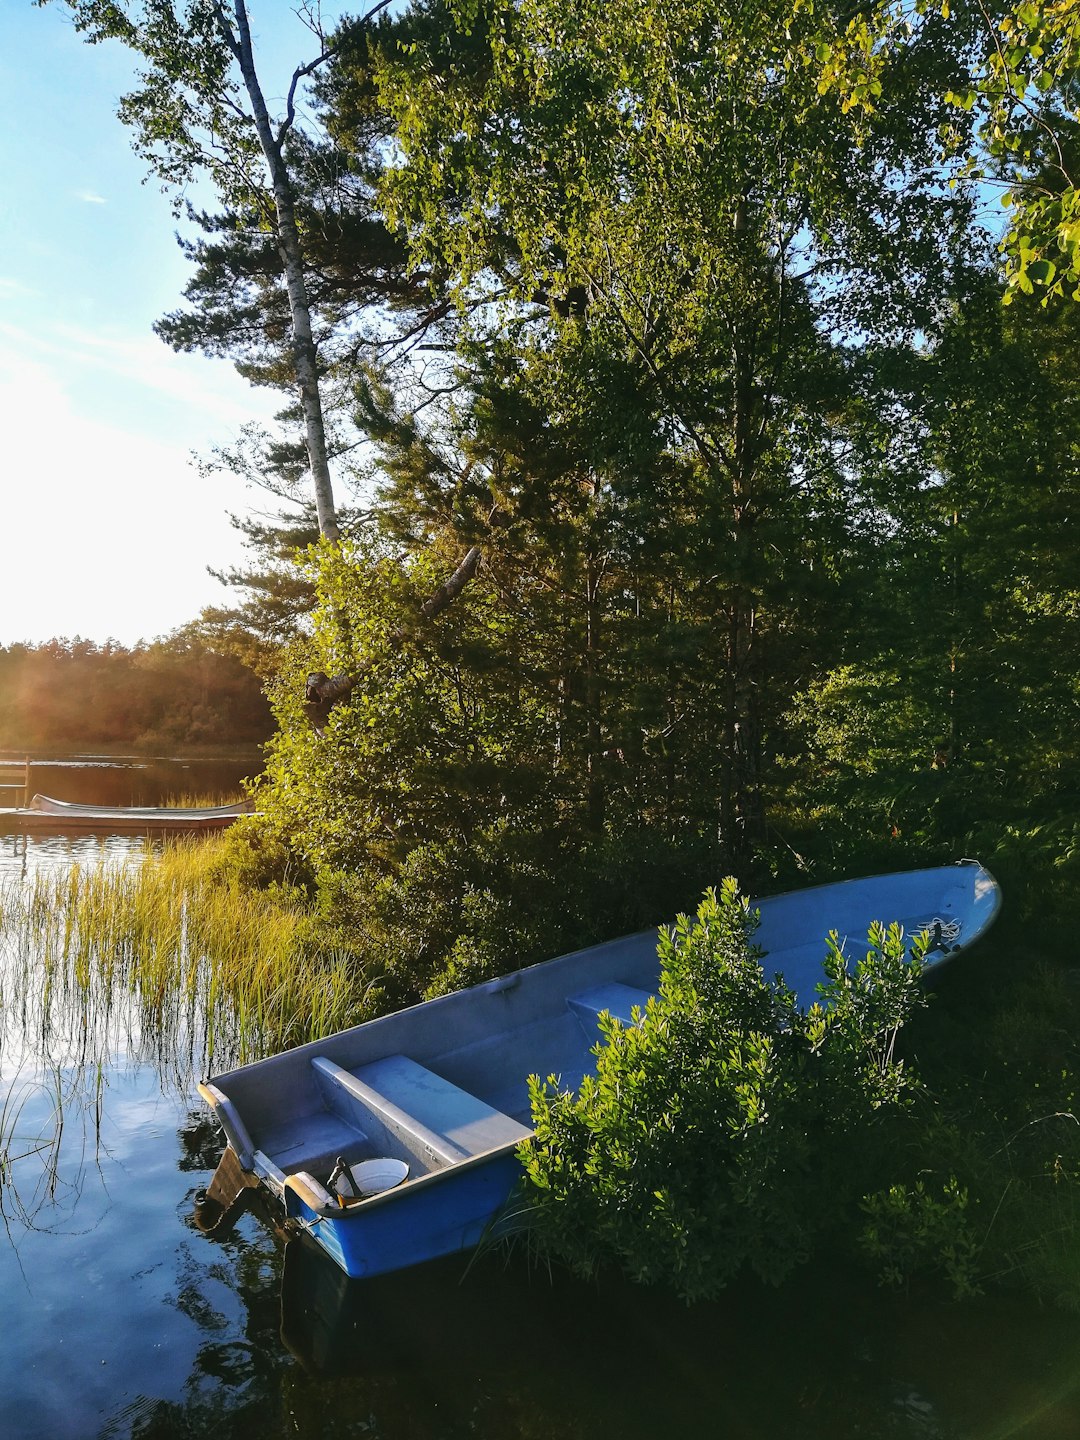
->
256 1107 368 1178
311 1054 531 1178
567 982 652 1029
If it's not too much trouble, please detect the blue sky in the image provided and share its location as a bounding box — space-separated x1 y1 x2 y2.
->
0 4 340 646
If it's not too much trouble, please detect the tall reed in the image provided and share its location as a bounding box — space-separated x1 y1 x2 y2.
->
0 837 375 1087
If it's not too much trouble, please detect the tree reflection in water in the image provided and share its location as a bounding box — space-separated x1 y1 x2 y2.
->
119 1169 1080 1440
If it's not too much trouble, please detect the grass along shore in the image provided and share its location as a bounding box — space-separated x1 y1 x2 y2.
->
0 835 375 1082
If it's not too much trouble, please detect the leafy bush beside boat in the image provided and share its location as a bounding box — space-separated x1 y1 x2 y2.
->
521 880 934 1301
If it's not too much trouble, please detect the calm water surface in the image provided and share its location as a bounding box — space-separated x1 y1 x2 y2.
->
0 749 262 813
1 757 1080 1438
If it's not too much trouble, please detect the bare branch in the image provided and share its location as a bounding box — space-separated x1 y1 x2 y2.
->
419 545 483 620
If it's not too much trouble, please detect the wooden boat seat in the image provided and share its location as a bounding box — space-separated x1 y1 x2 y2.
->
567 982 652 1029
311 1054 530 1177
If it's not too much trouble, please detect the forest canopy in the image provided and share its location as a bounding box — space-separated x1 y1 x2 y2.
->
48 0 1080 983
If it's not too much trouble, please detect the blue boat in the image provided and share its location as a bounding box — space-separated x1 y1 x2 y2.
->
197 861 1001 1279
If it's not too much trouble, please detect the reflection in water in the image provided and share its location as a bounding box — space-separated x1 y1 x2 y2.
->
1 750 261 810
241 1232 1080 1440
0 1062 98 1237
0 758 1080 1435
0 828 158 883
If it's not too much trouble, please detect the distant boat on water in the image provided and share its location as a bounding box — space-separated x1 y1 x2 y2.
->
0 793 255 833
197 861 1001 1280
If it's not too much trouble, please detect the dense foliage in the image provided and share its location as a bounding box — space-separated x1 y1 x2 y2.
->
53 0 1080 1305
222 0 1080 984
522 882 933 1300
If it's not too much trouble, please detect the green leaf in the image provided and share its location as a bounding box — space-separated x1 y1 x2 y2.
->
1026 258 1057 284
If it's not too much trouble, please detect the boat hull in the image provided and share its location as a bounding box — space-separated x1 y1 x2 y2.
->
199 861 1000 1279
283 1148 527 1278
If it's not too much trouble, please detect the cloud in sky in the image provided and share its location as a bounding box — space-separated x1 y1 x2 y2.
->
0 324 278 646
0 277 37 300
0 316 275 435
74 189 107 205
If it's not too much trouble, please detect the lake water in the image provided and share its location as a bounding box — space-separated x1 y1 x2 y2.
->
0 749 263 813
0 749 261 882
2 756 1080 1437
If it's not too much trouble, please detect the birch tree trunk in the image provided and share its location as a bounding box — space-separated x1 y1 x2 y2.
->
217 0 340 541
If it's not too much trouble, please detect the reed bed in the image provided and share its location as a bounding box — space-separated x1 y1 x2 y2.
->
0 838 375 1088
159 790 247 809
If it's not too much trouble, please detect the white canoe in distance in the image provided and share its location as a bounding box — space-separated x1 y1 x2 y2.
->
0 793 256 832
198 860 1001 1280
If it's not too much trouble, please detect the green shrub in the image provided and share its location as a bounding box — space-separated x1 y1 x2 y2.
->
858 1177 982 1298
520 880 930 1301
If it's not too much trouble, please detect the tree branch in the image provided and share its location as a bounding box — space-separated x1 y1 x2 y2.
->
303 543 487 730
419 544 483 620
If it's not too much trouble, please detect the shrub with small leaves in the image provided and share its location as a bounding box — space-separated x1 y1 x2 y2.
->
520 879 930 1300
858 1177 982 1299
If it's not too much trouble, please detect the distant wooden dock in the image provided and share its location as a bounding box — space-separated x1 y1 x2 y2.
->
0 756 30 811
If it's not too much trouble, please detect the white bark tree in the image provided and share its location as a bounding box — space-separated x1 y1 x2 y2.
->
50 0 389 541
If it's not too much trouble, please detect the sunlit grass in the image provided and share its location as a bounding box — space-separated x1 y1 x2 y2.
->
0 836 375 1086
158 790 249 808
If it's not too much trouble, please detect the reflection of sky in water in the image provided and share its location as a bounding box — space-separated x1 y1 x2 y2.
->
24 757 151 767
0 830 157 882
1 750 252 765
0 1060 228 1440
0 808 261 1439
0 769 1079 1435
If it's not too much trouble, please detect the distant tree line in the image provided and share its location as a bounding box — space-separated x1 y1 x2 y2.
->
0 637 272 751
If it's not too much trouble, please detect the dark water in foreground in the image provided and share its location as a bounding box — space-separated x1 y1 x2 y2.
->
1 756 1080 1438
4 1062 1080 1440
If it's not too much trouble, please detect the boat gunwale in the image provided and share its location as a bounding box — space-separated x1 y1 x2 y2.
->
750 856 996 915
27 793 254 819
203 859 999 1093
